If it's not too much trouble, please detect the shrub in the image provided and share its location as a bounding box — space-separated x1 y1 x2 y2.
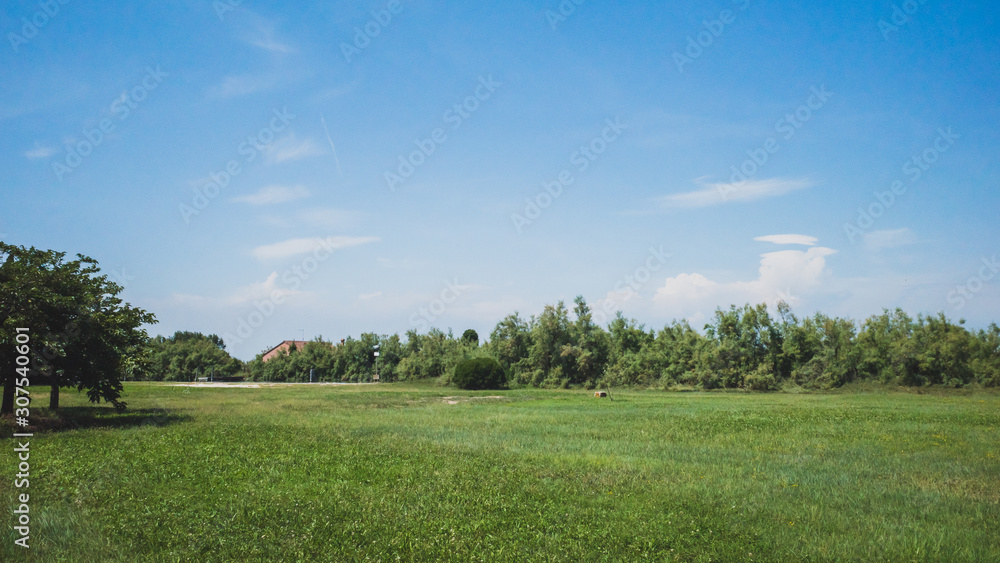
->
452 357 507 390
744 364 778 391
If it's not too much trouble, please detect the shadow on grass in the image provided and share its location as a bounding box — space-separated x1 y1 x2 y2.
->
1 406 193 434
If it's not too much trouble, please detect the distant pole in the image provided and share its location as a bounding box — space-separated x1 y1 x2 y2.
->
310 368 315 383
373 343 380 382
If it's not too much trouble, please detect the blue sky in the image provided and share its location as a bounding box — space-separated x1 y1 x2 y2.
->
2 0 998 360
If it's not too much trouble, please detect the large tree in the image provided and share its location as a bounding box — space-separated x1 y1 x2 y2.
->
0 243 155 413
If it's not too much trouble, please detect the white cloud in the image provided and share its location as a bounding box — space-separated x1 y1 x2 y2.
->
358 291 383 301
653 245 837 314
226 272 299 305
251 236 379 260
249 34 293 54
864 228 917 251
656 178 811 209
264 134 323 164
24 144 56 159
754 234 818 246
232 185 310 205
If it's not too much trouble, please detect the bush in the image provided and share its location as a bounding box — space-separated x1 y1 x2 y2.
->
452 357 507 390
744 364 778 391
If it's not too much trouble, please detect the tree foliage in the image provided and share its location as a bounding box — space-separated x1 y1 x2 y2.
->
145 331 243 381
451 357 507 390
0 243 156 412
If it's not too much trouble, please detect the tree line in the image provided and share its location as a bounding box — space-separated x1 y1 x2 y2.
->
147 296 999 391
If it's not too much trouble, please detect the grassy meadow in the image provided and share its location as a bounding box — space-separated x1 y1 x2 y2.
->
2 382 998 561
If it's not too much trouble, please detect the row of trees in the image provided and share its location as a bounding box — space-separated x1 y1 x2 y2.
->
237 296 999 390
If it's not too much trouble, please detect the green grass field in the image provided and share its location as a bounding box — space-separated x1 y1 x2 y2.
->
2 382 998 562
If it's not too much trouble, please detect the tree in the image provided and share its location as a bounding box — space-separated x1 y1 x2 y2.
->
527 301 572 386
0 243 156 412
904 314 974 386
704 304 776 388
486 313 532 381
396 329 463 380
146 331 242 381
461 329 479 346
560 296 610 385
856 309 914 383
972 323 1000 387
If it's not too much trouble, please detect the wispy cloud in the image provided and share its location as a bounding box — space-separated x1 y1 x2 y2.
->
236 11 295 53
226 272 299 304
232 185 310 205
24 144 56 159
170 272 301 308
257 208 362 229
320 116 342 175
656 178 811 209
252 236 379 260
864 228 917 251
358 291 383 301
249 34 293 54
264 133 323 164
754 234 818 246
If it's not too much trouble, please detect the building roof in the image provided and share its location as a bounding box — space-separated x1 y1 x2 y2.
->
261 340 310 361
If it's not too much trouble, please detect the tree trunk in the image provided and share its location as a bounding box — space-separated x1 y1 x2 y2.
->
50 383 59 410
